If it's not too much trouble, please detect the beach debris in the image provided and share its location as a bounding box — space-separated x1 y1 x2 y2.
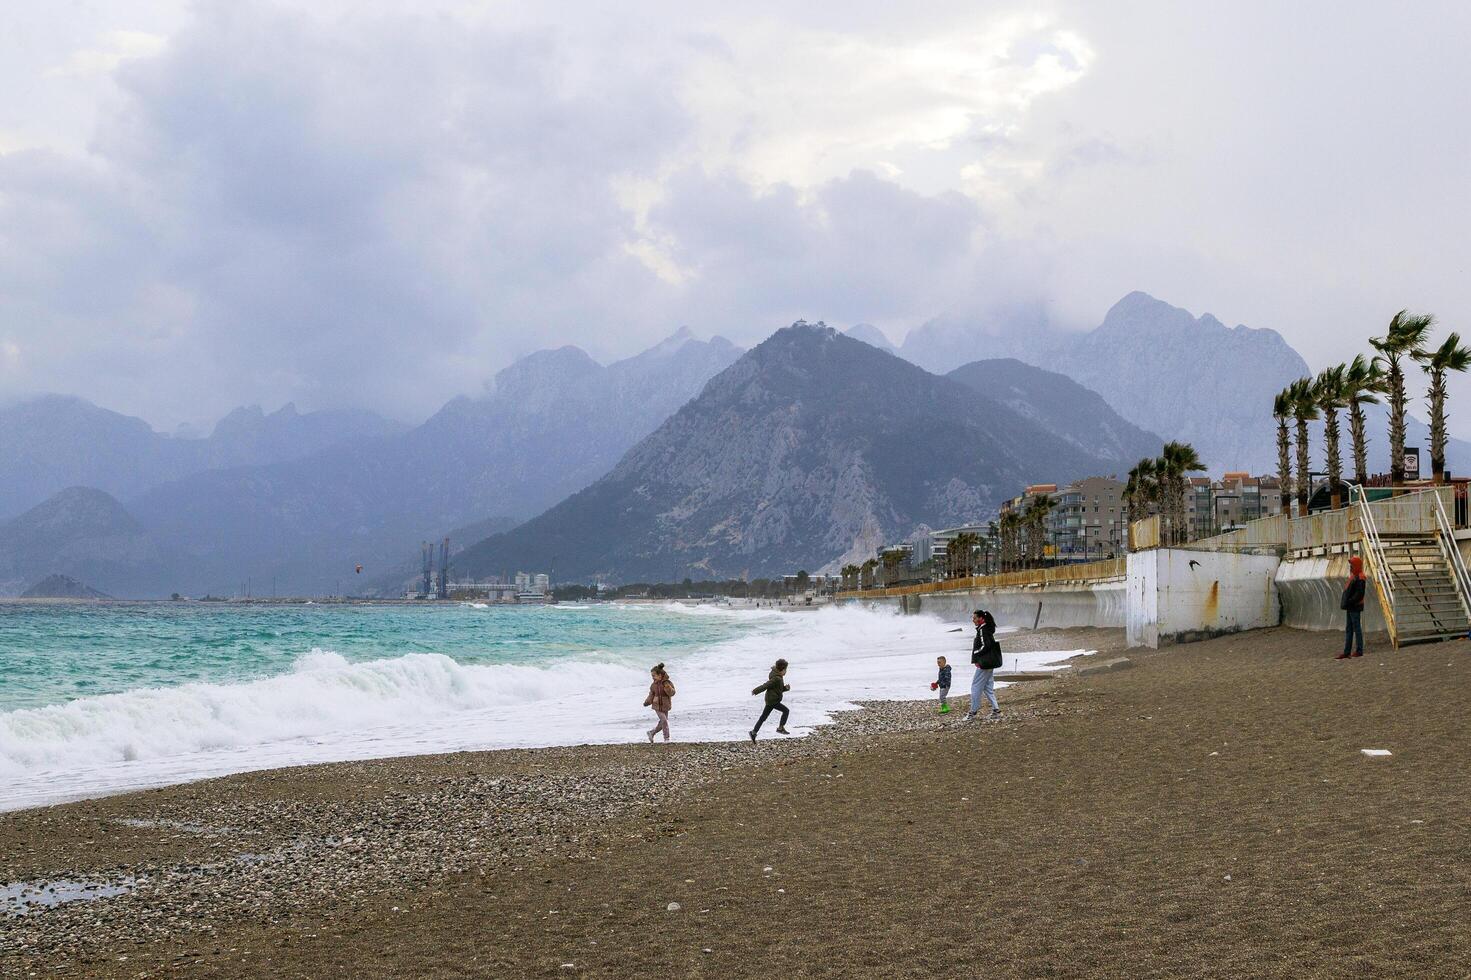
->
666 902 681 911
1361 749 1392 757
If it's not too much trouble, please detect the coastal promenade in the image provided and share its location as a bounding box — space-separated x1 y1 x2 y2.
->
4 626 1467 977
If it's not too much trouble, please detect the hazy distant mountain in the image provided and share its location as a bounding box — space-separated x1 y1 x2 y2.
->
844 323 898 355
456 323 1124 582
123 330 744 596
947 359 1163 466
1043 293 1309 473
899 303 1063 373
0 396 403 519
899 293 1308 472
0 487 161 596
20 574 110 599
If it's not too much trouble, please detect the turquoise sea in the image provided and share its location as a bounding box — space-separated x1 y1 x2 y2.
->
0 601 749 713
0 599 1066 812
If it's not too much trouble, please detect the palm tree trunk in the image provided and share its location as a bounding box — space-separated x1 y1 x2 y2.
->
1295 418 1311 516
1324 408 1342 509
1389 361 1407 485
1349 402 1369 486
1430 371 1447 482
1276 420 1293 511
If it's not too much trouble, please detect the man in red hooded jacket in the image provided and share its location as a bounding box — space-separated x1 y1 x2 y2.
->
1337 555 1367 659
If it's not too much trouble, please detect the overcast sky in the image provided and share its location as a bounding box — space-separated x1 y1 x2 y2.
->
3 1 1469 431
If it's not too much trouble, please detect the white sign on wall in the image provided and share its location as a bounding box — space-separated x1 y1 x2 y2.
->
1404 448 1421 476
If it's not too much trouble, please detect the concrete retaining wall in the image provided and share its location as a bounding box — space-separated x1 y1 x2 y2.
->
1275 553 1387 633
855 578 1125 630
1127 549 1281 648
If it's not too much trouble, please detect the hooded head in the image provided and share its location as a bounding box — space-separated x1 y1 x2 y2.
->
1349 555 1365 579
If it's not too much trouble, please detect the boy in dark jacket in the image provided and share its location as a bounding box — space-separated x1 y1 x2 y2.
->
934 656 952 713
750 659 791 741
1337 555 1367 660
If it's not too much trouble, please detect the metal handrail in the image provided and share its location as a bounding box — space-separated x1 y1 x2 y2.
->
1430 489 1471 626
1350 483 1397 645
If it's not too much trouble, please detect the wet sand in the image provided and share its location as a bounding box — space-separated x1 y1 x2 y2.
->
3 626 1468 978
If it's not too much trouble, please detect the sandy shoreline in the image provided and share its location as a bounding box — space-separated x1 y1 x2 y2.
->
4 625 1469 978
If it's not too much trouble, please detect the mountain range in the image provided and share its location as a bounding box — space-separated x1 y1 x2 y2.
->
455 324 1152 581
0 330 743 596
7 290 1467 594
0 397 404 520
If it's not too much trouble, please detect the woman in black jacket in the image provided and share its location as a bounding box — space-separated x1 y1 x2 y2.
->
966 610 1002 720
1337 556 1366 659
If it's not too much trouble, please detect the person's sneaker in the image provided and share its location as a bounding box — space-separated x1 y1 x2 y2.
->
990 709 1001 718
962 714 975 723
939 704 950 714
647 731 655 743
1351 651 1364 658
749 730 757 743
776 726 790 735
1335 653 1351 660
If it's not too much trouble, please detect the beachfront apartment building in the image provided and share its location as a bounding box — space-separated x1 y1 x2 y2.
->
1184 472 1285 537
1048 476 1126 559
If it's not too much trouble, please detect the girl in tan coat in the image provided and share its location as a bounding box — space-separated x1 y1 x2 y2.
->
644 663 676 742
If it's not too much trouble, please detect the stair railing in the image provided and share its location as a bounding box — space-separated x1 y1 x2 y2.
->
1429 487 1471 628
1350 484 1398 647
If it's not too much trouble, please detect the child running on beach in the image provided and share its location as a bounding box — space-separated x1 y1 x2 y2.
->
643 663 675 742
933 656 952 714
749 658 791 742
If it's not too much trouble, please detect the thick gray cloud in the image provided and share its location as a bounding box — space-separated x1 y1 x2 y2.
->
1 1 1469 431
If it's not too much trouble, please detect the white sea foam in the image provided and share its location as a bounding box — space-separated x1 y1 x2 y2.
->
0 604 1092 811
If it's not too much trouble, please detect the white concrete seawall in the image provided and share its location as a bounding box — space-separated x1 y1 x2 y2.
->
842 528 1463 648
860 579 1125 630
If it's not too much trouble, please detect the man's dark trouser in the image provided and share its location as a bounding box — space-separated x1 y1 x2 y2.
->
753 701 789 734
1344 608 1364 655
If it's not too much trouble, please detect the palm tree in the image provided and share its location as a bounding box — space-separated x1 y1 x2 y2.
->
1273 387 1294 512
1371 311 1433 485
985 521 998 574
946 532 979 579
1287 377 1318 515
1123 457 1160 548
1024 495 1055 565
999 512 1022 571
879 549 904 586
1414 332 1471 483
1159 442 1206 543
1314 365 1348 508
1343 354 1386 487
859 557 878 590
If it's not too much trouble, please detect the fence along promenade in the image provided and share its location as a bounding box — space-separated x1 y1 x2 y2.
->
836 556 1126 599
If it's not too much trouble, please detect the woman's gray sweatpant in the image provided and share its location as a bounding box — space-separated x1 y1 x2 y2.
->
970 667 998 714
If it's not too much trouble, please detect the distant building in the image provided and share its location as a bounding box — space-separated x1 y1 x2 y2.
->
533 573 550 594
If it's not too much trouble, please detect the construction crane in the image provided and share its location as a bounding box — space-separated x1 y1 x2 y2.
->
421 541 433 598
437 537 451 600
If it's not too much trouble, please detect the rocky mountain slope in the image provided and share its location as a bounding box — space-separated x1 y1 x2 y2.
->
455 324 1126 582
0 487 161 596
947 359 1162 467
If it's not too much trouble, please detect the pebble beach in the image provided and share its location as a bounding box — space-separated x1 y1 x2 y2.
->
4 625 1468 978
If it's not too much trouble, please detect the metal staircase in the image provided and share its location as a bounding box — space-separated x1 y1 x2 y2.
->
1353 486 1471 648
